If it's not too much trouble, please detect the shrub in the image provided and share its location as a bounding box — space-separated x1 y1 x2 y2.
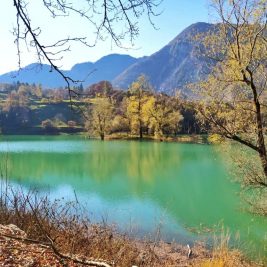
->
41 119 55 129
67 120 77 127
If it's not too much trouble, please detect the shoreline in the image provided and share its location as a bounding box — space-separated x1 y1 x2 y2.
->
0 223 259 267
0 133 210 144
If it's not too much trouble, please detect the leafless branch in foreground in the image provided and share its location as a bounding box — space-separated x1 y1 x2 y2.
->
12 0 161 101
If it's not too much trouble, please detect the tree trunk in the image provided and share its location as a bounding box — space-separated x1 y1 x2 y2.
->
139 125 143 139
249 73 267 180
256 103 267 180
138 95 143 139
259 153 267 179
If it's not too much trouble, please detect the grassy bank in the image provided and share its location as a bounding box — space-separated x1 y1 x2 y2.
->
0 184 261 267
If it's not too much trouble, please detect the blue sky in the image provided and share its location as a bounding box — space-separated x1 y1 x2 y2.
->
0 0 209 74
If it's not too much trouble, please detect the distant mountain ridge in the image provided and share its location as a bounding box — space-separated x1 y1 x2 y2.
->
69 54 138 84
113 22 215 94
0 54 138 88
0 22 215 94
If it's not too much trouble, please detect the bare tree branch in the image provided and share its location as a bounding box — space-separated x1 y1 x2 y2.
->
12 0 161 103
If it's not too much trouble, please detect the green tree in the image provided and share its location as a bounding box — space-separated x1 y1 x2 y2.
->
77 83 84 95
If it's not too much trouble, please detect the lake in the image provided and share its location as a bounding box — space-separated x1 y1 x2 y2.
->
0 135 266 258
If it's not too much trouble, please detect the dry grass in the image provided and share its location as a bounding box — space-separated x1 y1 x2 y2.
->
194 230 261 267
0 181 262 266
196 248 256 267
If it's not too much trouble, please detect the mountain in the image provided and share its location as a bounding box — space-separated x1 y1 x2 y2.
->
0 22 216 93
113 22 215 94
69 54 138 84
0 64 66 88
0 54 138 88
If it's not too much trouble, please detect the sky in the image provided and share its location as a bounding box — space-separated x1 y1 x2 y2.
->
0 0 210 74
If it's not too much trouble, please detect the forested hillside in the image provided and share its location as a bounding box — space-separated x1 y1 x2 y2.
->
0 78 201 137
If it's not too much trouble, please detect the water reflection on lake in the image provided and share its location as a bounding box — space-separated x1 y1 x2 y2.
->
0 135 266 258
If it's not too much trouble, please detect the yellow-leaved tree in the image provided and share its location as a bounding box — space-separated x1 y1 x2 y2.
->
86 97 114 140
142 94 183 138
196 0 267 214
126 75 153 139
